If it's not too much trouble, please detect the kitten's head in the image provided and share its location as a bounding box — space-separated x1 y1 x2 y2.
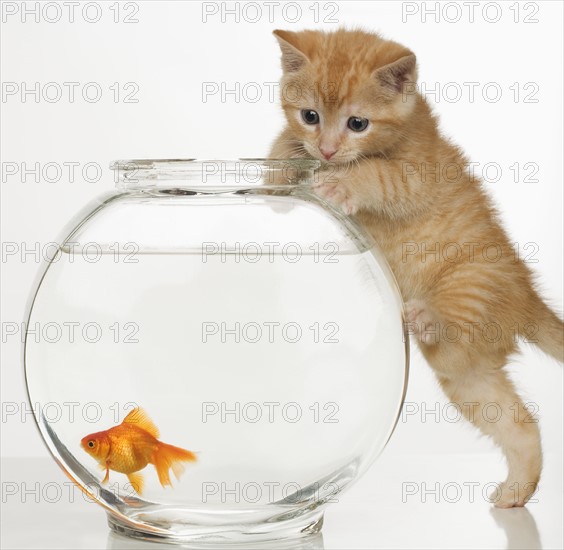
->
273 29 418 163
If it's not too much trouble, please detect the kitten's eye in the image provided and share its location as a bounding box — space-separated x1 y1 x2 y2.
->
347 117 369 132
301 109 320 125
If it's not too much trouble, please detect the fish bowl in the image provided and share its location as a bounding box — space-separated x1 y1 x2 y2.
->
24 159 409 544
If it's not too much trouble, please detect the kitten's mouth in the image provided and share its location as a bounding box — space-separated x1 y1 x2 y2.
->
319 155 357 166
304 146 357 166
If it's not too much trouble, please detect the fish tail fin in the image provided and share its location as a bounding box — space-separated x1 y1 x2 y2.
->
153 442 197 488
126 472 145 495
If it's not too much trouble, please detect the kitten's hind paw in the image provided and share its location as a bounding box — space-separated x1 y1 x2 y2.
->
489 481 538 508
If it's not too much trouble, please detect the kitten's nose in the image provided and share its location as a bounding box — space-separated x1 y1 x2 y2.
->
320 147 338 160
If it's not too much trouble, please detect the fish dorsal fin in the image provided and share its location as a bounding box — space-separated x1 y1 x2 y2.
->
122 408 160 438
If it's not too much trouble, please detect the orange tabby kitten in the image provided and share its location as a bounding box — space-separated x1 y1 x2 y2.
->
269 28 563 508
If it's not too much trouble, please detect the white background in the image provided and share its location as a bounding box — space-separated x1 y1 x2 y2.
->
1 1 563 548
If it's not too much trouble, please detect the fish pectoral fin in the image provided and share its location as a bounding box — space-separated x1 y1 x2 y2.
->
102 467 110 485
126 472 144 495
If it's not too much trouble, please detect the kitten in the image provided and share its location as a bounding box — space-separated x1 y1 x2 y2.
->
268 28 563 508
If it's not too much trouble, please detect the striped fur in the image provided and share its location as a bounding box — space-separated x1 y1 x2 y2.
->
269 28 563 507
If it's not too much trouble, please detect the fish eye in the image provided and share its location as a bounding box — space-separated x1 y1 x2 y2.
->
347 117 369 132
88 440 95 448
301 109 320 125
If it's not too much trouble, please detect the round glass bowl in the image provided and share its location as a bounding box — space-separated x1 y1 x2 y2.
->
24 159 408 544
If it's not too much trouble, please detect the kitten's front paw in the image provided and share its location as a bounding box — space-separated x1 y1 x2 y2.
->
405 299 439 345
312 167 360 216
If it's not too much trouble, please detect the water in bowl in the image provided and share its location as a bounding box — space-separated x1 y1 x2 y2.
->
25 243 405 539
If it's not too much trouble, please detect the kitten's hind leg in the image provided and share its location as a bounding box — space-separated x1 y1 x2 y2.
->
437 367 542 508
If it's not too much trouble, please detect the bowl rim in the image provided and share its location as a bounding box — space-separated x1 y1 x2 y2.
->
110 158 323 189
110 158 322 169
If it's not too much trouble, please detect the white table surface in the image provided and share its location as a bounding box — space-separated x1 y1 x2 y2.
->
1 453 562 549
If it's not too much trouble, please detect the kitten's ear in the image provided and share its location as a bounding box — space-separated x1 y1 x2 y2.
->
374 54 417 93
273 29 310 72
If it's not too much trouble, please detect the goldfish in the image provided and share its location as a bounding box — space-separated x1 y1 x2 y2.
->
80 407 197 495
